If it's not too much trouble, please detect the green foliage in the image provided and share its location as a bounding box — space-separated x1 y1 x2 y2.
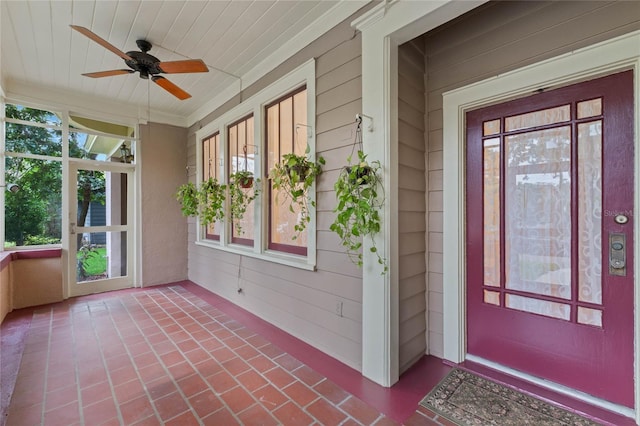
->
25 235 61 245
77 239 105 280
198 178 226 227
330 150 387 273
175 178 226 228
270 146 325 238
176 182 199 216
229 171 260 235
81 247 107 276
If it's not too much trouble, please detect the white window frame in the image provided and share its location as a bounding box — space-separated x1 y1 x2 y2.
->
2 97 141 298
195 59 317 271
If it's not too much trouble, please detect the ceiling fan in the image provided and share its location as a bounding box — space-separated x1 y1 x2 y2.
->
70 25 209 100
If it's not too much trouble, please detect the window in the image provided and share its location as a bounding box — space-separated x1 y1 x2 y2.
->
202 132 221 240
228 115 255 246
194 59 316 270
266 87 307 255
3 103 136 249
4 104 63 247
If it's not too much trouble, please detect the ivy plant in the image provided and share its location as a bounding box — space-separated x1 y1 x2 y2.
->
270 146 325 238
330 150 387 273
176 182 199 217
229 171 260 235
176 178 226 228
198 177 226 227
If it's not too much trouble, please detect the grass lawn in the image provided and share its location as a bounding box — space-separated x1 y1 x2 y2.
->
81 247 107 276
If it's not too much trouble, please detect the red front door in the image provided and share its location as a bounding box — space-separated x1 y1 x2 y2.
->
466 70 634 407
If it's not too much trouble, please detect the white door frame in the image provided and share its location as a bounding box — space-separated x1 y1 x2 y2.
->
442 32 640 420
352 0 486 387
68 160 135 297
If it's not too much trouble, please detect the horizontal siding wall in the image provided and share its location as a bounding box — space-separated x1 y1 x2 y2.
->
186 17 366 369
422 0 640 357
397 40 427 374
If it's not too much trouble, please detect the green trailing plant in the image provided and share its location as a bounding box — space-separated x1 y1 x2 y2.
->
77 237 103 280
270 146 325 238
198 177 226 227
229 170 260 235
330 150 388 273
176 182 199 217
176 178 226 227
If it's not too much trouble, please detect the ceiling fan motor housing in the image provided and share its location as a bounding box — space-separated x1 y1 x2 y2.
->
125 40 162 79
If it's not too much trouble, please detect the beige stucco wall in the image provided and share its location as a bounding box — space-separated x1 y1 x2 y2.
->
420 0 640 357
140 122 189 287
12 258 63 309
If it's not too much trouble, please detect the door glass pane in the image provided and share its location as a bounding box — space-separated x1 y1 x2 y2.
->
505 127 572 300
577 98 602 119
77 170 127 227
76 231 127 282
505 105 570 132
484 290 500 306
578 121 602 304
505 294 570 320
5 158 62 247
578 307 602 327
483 119 500 136
483 137 500 287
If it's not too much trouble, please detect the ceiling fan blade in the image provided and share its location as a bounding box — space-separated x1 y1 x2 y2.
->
82 69 134 78
158 59 209 74
70 25 132 61
152 76 191 100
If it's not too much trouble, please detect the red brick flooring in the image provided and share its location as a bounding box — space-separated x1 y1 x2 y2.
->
3 285 455 425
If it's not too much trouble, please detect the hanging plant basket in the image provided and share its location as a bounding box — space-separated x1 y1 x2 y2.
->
344 164 375 185
330 118 387 273
232 170 255 189
229 170 260 235
270 147 325 238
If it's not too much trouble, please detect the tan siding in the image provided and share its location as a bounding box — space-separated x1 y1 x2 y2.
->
187 18 366 370
397 40 427 374
420 0 640 358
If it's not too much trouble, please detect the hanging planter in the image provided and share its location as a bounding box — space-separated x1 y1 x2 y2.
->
229 170 260 235
198 177 226 227
330 118 387 273
176 182 199 217
176 178 226 227
270 146 325 238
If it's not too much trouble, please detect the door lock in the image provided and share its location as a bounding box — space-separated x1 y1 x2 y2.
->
609 233 626 276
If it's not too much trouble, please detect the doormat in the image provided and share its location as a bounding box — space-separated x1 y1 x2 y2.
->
419 369 600 425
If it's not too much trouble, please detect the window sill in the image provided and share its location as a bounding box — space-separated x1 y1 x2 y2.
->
1 247 63 269
194 240 316 271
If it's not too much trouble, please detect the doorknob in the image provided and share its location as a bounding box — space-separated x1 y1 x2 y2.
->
609 233 626 276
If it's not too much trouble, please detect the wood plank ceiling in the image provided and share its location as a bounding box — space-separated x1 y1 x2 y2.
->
1 1 364 126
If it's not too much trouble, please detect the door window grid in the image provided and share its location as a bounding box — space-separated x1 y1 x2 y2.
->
480 99 605 326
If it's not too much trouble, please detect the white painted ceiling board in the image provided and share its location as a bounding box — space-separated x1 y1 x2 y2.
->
1 0 368 127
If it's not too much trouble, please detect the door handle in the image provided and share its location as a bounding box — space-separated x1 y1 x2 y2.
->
70 223 76 235
609 233 626 276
